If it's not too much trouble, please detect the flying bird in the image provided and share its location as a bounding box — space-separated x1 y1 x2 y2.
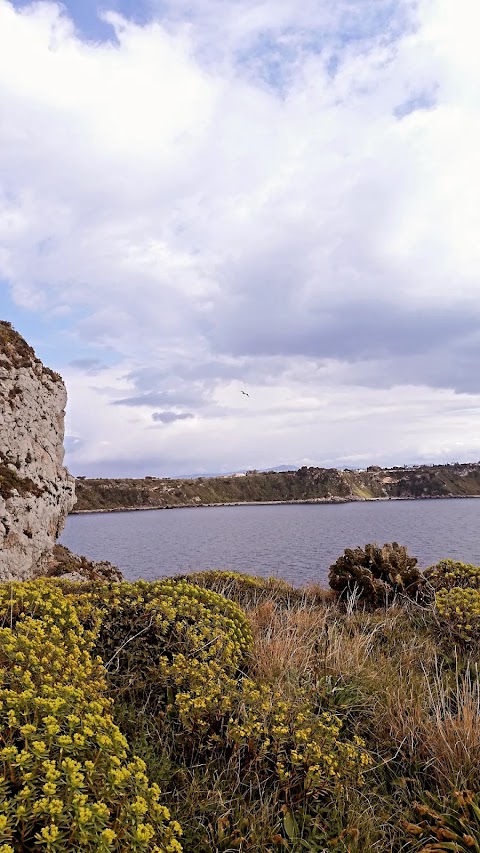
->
241 390 250 397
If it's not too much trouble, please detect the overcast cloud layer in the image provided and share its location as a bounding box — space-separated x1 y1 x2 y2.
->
1 0 480 476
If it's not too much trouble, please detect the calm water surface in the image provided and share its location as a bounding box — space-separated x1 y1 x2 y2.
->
60 499 480 587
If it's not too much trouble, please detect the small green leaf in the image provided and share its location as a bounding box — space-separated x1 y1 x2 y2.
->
283 808 297 840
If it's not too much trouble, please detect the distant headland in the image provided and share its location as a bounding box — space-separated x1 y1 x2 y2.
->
71 461 480 513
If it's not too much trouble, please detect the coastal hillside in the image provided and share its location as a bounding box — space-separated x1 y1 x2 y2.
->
73 462 480 512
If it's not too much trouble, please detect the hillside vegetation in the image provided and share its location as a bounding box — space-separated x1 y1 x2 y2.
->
73 462 480 512
3 548 480 851
0 320 61 383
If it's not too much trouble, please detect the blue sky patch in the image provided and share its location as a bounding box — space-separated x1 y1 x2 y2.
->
11 0 154 42
1 286 121 372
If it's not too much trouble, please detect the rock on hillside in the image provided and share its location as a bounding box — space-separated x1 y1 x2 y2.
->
0 321 76 580
41 544 122 583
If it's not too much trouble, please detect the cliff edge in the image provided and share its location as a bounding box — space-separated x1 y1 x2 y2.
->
0 321 76 580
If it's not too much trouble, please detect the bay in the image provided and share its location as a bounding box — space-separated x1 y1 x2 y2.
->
59 498 480 587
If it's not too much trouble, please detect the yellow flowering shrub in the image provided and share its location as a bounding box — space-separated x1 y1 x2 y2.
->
224 680 372 798
425 559 480 591
76 580 371 801
435 586 480 643
0 576 373 851
175 570 301 608
0 580 183 852
83 579 252 726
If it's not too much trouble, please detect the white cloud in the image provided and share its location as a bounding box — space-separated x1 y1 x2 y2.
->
2 0 480 474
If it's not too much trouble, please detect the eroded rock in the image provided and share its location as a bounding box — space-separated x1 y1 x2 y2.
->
0 321 76 580
40 544 122 583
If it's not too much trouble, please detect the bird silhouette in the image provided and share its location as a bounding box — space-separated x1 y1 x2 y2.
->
241 390 250 397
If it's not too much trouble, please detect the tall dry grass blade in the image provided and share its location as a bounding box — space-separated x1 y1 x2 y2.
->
420 657 480 789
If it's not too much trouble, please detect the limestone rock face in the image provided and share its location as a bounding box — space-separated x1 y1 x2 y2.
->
0 321 76 580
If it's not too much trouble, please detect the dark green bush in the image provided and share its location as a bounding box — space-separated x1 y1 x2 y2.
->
328 542 425 607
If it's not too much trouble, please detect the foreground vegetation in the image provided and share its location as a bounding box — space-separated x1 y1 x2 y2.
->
2 547 480 851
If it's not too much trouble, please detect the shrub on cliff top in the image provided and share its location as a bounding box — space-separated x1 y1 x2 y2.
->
0 322 36 370
328 542 425 607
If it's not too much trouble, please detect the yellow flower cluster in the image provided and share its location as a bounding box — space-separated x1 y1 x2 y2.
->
0 580 183 852
82 579 371 798
86 578 253 666
1 573 372 849
74 578 254 737
435 586 480 642
149 579 253 668
225 680 372 796
426 559 480 591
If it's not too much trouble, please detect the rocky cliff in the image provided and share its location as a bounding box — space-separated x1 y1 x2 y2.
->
73 461 480 512
0 321 76 580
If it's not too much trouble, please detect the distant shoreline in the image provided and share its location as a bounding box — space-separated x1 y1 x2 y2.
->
69 493 480 515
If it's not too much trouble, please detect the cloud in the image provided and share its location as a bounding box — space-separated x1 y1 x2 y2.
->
151 410 194 423
113 391 198 408
2 0 480 474
64 434 84 453
69 357 106 374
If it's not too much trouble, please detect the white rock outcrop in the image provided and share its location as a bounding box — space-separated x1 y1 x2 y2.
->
0 321 76 580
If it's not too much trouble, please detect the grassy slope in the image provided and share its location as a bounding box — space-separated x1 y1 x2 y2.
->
104 573 480 852
73 462 480 511
3 565 480 851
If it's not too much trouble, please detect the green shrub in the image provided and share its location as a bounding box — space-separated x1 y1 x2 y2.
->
425 559 480 591
87 579 253 722
76 580 372 844
434 586 480 644
174 570 302 609
0 580 183 853
328 542 424 607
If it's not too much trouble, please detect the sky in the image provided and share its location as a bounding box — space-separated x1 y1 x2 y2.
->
1 0 480 477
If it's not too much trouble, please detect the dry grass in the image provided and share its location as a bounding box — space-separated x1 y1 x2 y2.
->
249 596 480 792
248 598 434 687
248 599 330 682
248 597 384 685
384 659 480 790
